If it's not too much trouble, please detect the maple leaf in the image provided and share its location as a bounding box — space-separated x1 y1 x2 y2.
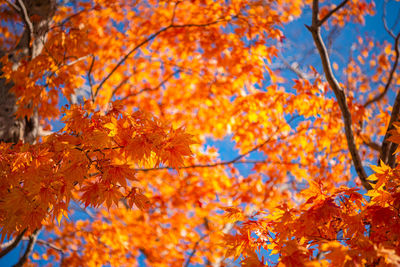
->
220 206 245 223
241 250 265 267
159 127 196 169
320 241 351 265
128 190 152 211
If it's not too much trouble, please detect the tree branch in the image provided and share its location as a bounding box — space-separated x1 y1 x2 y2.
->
0 229 27 258
380 90 400 167
185 206 256 267
279 55 307 80
135 116 300 172
5 0 21 13
94 17 235 99
184 234 208 267
31 238 64 258
12 229 40 267
16 0 34 58
383 0 396 39
110 77 130 99
377 28 400 167
171 0 182 24
318 0 349 27
307 0 372 190
88 54 95 101
363 140 381 153
52 7 95 30
119 70 180 101
94 26 174 98
134 159 307 172
364 33 400 108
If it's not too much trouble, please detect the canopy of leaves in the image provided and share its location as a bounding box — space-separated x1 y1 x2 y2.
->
0 0 399 266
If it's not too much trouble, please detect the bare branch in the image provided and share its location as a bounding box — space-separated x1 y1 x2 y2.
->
184 234 208 267
135 116 300 172
279 55 307 80
380 89 400 167
377 29 400 167
119 70 180 101
52 8 94 30
392 9 400 32
12 229 40 267
87 55 95 101
16 0 34 58
383 0 396 39
307 0 372 190
5 0 21 13
363 140 381 153
21 237 65 260
65 55 90 67
185 206 256 267
134 159 307 172
71 202 96 219
94 26 173 99
364 33 400 108
33 239 64 256
210 206 256 267
110 77 130 100
94 17 235 99
318 0 349 27
0 229 27 258
171 0 182 24
37 126 53 137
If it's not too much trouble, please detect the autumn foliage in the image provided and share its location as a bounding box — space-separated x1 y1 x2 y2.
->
0 0 400 266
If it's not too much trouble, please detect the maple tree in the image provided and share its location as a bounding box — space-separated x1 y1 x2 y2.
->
0 0 399 266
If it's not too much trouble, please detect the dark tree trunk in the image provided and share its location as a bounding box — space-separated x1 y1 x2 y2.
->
0 0 56 144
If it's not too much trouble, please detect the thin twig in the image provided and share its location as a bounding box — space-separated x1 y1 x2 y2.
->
94 26 173 98
135 116 299 172
383 0 396 39
66 55 90 67
277 42 307 79
37 55 89 89
88 159 307 177
134 159 307 172
22 237 64 256
5 0 21 13
171 0 182 24
119 70 180 101
94 18 234 99
210 206 256 267
184 207 256 267
307 0 372 190
184 234 208 267
52 8 94 30
71 201 96 219
87 55 95 101
110 77 130 99
318 0 349 27
392 9 400 32
0 229 27 258
12 229 40 267
364 33 400 108
35 239 64 255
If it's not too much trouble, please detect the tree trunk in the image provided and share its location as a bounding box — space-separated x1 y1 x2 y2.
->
0 0 56 144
